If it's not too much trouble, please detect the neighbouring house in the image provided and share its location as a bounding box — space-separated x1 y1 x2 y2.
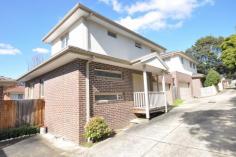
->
161 52 204 100
3 85 24 100
18 4 169 144
0 76 17 102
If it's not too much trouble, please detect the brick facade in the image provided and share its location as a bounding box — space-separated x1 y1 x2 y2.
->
89 62 136 130
26 60 82 143
25 59 140 144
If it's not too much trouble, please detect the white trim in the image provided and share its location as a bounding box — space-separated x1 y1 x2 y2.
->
143 65 150 119
162 74 167 113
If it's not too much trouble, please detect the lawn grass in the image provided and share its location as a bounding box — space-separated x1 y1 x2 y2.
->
173 99 184 107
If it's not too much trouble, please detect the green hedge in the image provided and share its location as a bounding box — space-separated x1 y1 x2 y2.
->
0 125 39 141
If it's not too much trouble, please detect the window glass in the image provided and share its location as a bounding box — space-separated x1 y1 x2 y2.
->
181 57 184 64
107 31 117 38
95 69 122 79
135 42 142 49
95 93 123 102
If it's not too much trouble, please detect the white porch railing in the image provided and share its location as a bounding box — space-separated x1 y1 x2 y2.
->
133 91 166 109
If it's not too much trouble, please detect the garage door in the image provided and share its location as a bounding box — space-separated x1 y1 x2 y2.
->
179 82 192 100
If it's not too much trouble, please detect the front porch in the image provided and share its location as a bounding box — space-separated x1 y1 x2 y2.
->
133 91 167 114
131 62 168 119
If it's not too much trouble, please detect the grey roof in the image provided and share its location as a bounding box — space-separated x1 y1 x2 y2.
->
0 76 15 81
0 76 16 86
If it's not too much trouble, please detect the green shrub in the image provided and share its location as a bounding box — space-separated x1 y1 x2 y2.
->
204 69 221 87
173 99 184 106
0 125 39 141
84 116 112 142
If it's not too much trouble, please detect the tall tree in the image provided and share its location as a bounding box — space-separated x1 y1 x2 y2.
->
186 36 224 75
221 34 236 69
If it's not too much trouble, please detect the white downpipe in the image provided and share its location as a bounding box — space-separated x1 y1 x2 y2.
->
162 74 168 113
86 61 90 122
143 65 150 119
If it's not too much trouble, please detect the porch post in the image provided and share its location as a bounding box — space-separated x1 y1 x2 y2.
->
162 73 168 113
143 65 150 119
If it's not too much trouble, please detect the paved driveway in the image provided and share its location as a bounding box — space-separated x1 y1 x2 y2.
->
0 89 235 157
87 89 236 157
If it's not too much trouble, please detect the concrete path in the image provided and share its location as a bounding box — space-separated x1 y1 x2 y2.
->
87 89 236 157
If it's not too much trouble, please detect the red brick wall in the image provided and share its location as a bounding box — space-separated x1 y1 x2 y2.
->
25 60 139 144
26 60 82 143
89 62 136 130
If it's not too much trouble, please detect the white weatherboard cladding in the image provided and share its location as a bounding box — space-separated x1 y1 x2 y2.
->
51 19 87 55
88 20 152 60
164 56 197 75
50 18 155 61
51 39 62 55
68 19 87 50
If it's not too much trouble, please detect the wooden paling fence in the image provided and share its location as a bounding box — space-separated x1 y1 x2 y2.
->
0 99 45 130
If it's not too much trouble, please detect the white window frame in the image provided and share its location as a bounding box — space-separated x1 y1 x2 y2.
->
95 92 124 103
61 34 69 48
94 69 122 80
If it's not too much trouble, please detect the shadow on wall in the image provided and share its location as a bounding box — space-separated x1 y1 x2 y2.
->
181 95 236 156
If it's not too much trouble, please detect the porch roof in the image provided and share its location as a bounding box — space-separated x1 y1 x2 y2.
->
0 76 17 87
17 46 168 82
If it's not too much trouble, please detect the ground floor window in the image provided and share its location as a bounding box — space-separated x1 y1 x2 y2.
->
95 93 123 103
94 69 122 80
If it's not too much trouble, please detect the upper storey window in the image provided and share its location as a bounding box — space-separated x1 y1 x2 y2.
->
107 31 117 38
181 57 184 64
61 34 69 49
135 42 142 49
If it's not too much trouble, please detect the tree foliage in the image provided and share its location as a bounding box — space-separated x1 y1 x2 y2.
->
186 36 224 75
204 69 220 87
221 34 236 69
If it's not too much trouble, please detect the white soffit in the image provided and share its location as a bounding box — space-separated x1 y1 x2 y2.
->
44 10 88 43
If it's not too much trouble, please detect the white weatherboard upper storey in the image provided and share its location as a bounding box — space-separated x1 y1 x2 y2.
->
47 4 165 61
164 55 197 75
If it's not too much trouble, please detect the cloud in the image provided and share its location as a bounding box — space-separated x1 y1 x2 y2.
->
100 0 214 31
32 48 49 54
0 43 21 55
99 0 123 12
